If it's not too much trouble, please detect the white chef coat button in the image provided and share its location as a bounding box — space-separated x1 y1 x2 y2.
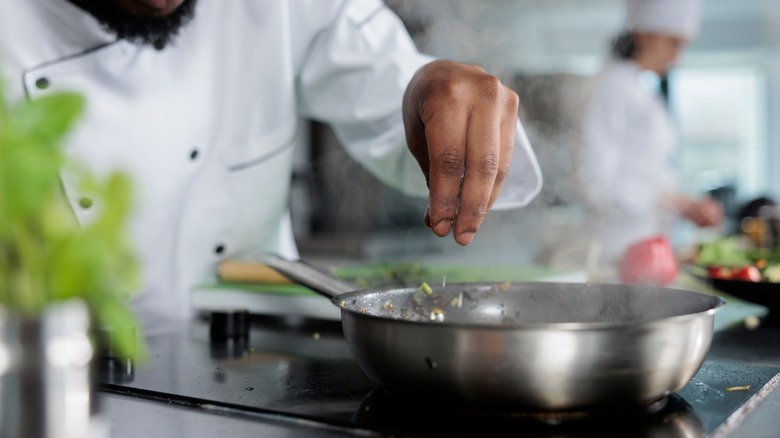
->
78 197 93 209
35 77 50 90
214 244 226 255
189 149 198 160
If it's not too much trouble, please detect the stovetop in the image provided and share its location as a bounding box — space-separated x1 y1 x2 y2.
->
97 314 780 438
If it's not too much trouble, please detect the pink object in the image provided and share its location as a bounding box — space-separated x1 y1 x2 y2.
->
619 235 679 286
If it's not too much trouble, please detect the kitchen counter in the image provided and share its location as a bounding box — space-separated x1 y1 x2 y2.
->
705 322 780 438
97 295 780 438
99 391 373 438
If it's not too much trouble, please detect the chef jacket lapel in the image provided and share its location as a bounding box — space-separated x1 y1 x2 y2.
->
1 0 543 326
5 0 303 324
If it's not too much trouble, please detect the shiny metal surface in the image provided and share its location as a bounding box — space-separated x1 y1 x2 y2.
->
95 313 780 437
335 282 724 411
0 300 97 438
263 255 357 298
353 387 706 438
257 254 725 411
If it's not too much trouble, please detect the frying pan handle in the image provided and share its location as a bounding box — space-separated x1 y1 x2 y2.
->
260 254 357 299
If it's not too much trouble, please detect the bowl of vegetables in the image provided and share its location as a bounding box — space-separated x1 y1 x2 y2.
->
688 236 780 309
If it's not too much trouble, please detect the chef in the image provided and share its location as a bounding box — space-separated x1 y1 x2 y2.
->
0 0 542 328
577 0 723 266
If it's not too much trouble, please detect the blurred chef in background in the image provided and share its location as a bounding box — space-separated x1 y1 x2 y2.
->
578 0 724 267
0 0 542 328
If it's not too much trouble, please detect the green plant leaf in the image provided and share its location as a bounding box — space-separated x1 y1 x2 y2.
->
0 137 63 222
93 295 148 364
0 82 146 361
11 92 84 145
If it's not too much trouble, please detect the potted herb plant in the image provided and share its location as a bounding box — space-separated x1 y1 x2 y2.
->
0 77 145 437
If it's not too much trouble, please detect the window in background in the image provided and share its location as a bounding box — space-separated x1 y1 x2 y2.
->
669 66 769 212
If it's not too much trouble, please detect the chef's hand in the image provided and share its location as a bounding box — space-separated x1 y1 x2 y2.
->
402 60 519 246
677 196 725 228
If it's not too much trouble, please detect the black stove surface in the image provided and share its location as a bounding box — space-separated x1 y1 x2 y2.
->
98 315 780 437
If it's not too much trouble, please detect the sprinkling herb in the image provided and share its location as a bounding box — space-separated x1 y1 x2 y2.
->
450 291 463 308
726 385 750 392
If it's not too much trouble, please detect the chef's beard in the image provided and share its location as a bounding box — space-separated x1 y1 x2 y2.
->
69 0 198 50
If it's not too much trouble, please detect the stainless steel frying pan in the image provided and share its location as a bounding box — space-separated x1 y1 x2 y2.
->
260 254 725 412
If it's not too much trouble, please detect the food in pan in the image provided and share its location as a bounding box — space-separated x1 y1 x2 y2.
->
449 291 463 308
429 308 445 322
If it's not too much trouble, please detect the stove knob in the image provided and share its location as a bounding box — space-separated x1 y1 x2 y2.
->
209 309 250 340
96 326 136 384
100 357 135 384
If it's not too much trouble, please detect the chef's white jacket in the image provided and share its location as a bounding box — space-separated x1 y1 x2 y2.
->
578 59 678 262
0 0 542 326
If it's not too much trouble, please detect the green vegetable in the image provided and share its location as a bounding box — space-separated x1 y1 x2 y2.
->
418 281 433 295
695 236 775 267
336 261 435 288
695 236 754 267
764 264 780 283
694 235 780 283
0 77 145 361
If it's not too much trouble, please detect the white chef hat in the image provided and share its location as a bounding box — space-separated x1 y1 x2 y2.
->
625 0 703 40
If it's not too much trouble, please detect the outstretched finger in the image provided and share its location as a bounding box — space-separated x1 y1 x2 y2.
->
425 107 468 238
454 100 501 245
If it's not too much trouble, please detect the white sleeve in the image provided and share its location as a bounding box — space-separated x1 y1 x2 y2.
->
493 119 543 209
295 0 541 208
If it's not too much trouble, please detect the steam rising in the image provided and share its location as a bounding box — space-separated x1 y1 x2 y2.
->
304 0 765 273
377 0 623 268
